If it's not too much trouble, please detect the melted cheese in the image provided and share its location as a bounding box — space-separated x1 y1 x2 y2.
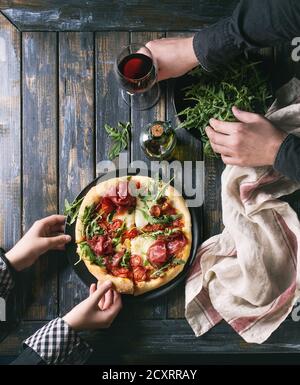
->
135 198 153 228
130 235 156 262
114 211 135 228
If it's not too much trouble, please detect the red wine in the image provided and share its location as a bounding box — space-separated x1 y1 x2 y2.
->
118 53 156 94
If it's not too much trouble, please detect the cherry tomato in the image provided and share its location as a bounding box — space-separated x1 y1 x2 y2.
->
124 227 139 239
133 266 147 282
130 254 142 268
150 205 161 218
110 219 123 231
111 267 130 278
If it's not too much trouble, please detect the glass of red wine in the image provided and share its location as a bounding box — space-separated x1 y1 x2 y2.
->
115 43 160 111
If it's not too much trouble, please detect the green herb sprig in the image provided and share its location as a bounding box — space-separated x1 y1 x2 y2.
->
79 242 105 267
178 60 272 157
151 257 185 278
64 197 84 225
138 208 182 225
105 121 130 160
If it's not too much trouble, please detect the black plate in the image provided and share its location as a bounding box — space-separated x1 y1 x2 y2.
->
64 170 201 302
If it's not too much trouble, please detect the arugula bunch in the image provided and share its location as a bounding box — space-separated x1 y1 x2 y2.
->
105 121 130 160
178 60 272 157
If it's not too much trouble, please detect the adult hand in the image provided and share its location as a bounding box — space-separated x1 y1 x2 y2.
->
205 106 288 167
63 281 122 331
5 215 71 271
145 37 199 81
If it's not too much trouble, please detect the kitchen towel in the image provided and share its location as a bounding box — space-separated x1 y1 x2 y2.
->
185 77 300 343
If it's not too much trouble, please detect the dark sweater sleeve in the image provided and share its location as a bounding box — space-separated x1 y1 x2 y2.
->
193 0 300 71
274 135 300 182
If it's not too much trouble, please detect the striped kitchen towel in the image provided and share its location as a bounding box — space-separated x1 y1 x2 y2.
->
185 78 300 343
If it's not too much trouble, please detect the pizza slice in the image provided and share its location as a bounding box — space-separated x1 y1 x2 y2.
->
75 175 192 295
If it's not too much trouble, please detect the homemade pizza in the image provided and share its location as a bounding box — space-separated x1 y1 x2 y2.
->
75 176 192 295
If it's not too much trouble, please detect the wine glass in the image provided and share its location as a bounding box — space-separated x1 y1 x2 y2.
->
115 43 161 111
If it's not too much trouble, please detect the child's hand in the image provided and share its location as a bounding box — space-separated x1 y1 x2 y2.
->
63 281 122 331
5 215 71 271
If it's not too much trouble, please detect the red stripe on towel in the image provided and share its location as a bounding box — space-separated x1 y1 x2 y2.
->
239 169 282 203
274 211 298 268
230 281 296 334
196 288 222 325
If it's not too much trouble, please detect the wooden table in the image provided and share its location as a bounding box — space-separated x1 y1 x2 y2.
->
0 3 300 364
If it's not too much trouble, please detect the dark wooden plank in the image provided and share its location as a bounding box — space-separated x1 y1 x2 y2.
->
3 318 300 358
1 1 238 31
22 32 58 320
0 12 21 343
0 13 21 256
58 32 94 315
130 31 167 320
165 31 203 319
95 31 130 166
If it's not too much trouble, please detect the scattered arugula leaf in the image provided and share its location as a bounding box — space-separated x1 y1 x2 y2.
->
138 208 182 225
177 60 272 157
107 209 116 223
154 177 175 202
151 256 185 278
105 121 130 160
85 214 104 239
172 258 185 265
79 242 106 267
120 251 131 268
81 204 96 227
64 197 84 225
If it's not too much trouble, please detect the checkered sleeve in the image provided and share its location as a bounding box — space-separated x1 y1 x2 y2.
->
24 317 93 365
0 249 15 300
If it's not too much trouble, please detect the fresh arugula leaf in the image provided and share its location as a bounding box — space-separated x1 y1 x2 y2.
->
79 242 105 267
138 208 182 225
154 177 175 202
81 204 96 227
64 197 84 225
85 216 104 239
107 209 116 223
120 251 131 268
151 256 185 278
105 121 130 160
150 262 170 278
172 258 185 265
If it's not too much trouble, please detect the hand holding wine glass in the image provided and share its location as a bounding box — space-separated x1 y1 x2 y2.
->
115 43 160 111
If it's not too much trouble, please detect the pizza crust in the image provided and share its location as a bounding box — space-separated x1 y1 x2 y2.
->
83 257 134 294
74 175 192 296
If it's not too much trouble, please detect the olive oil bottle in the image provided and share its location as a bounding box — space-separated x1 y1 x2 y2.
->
140 121 177 160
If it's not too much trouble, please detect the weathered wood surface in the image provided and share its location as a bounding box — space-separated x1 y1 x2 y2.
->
0 11 20 342
0 19 300 362
22 32 58 320
3 317 300 360
165 31 203 319
58 32 95 315
95 31 130 167
0 1 238 31
0 13 20 262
